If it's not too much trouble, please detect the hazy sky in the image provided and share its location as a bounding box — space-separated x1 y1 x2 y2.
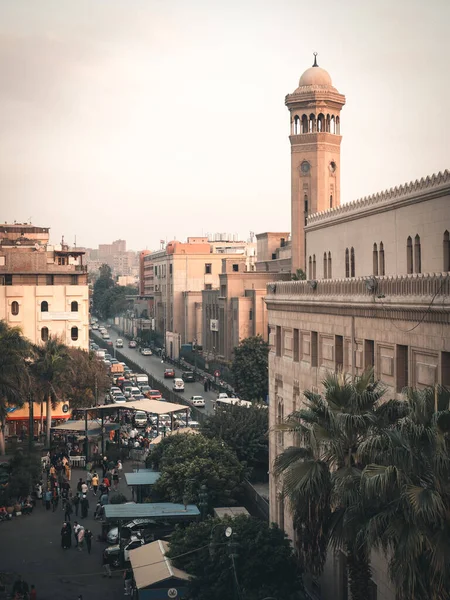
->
1 0 449 251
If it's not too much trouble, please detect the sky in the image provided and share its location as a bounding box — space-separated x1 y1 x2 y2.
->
0 0 449 251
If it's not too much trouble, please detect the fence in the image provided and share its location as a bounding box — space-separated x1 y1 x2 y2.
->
241 479 269 521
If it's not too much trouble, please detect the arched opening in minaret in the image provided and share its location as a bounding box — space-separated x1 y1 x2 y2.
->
308 256 312 279
317 113 325 132
350 247 355 277
328 252 332 278
309 114 316 133
414 234 421 273
326 114 331 132
336 116 340 134
407 236 413 273
373 243 378 276
330 116 336 134
330 195 333 209
323 252 328 279
304 194 308 226
379 242 385 275
302 115 308 134
345 248 349 278
444 231 450 272
293 115 301 135
313 255 316 279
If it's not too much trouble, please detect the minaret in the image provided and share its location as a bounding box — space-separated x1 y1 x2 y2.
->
286 53 346 273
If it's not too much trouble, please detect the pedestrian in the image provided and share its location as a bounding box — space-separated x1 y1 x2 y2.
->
86 469 93 490
92 472 99 496
81 480 88 495
81 494 89 519
73 521 82 548
100 491 109 506
204 379 208 392
61 522 71 549
61 487 69 510
44 488 52 510
29 584 37 600
208 378 212 391
77 526 85 551
52 487 59 512
65 463 71 481
77 478 83 494
64 499 73 522
85 528 93 554
117 459 123 473
124 569 132 596
72 493 80 517
112 469 119 491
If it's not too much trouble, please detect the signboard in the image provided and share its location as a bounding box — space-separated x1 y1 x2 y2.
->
210 319 219 332
41 312 80 321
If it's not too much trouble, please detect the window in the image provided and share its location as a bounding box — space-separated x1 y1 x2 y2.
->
304 194 308 225
249 309 253 321
350 247 355 277
330 194 333 208
312 255 316 279
345 248 349 277
308 256 312 279
220 284 227 297
335 335 343 371
41 301 49 312
46 275 54 285
71 326 78 341
311 331 318 367
155 266 158 277
293 329 299 362
205 263 212 274
277 401 284 446
406 236 413 274
71 301 78 312
5 274 12 286
232 264 239 272
271 253 277 260
205 284 212 290
364 339 375 377
276 326 282 357
323 252 328 279
41 327 49 342
373 243 378 276
442 351 450 387
414 235 421 273
328 252 332 279
396 345 408 392
379 242 385 275
444 231 450 272
169 263 172 276
11 301 19 315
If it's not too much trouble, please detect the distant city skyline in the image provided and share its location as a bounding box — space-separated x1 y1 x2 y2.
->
1 0 449 249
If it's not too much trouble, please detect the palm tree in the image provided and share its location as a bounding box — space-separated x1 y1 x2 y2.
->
0 321 32 454
274 370 403 599
31 337 71 447
360 385 450 600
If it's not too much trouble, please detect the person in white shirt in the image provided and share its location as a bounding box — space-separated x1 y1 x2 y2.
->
81 482 88 495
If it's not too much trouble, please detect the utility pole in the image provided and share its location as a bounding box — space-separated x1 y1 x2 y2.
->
94 374 98 407
28 393 34 452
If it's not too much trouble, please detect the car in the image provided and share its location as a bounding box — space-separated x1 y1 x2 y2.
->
181 371 195 383
173 378 185 392
140 385 151 394
128 340 137 348
217 392 229 400
102 333 110 340
129 387 141 396
164 368 175 379
146 389 162 400
112 395 127 404
92 324 99 330
103 535 145 567
103 360 112 368
110 358 119 365
132 394 145 402
106 341 113 347
190 395 205 408
134 411 149 427
140 348 152 356
106 519 175 546
116 338 123 348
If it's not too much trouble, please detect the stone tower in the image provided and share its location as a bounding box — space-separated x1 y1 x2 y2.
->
286 54 346 273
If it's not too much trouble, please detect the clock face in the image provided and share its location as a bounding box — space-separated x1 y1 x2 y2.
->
301 161 310 174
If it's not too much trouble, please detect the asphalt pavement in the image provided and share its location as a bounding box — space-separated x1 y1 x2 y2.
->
91 327 219 415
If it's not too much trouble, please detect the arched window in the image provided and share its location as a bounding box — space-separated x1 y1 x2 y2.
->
379 242 385 276
330 194 333 209
350 247 355 277
328 252 332 279
345 248 349 278
373 243 379 275
301 114 308 134
326 114 331 132
71 301 78 312
407 236 413 274
304 194 308 226
41 327 49 342
40 300 48 312
312 255 316 279
277 400 284 446
11 301 19 316
317 113 325 132
444 231 450 272
323 252 328 279
308 256 312 280
414 235 421 273
71 326 79 341
330 115 336 134
293 115 300 135
309 113 316 133
336 116 340 134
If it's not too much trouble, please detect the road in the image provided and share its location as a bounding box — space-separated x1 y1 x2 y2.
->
90 328 219 416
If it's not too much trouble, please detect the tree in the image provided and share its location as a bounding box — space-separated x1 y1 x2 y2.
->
274 370 404 599
62 348 110 408
291 268 307 280
92 263 136 319
200 404 268 470
31 337 71 446
231 336 269 401
147 433 246 508
166 515 305 600
0 322 32 454
360 385 450 600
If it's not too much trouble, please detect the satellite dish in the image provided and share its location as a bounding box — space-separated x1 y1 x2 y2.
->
225 527 233 538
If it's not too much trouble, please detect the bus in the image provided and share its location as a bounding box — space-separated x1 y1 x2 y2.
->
213 398 253 411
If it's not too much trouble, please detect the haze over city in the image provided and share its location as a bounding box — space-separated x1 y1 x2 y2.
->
1 0 449 249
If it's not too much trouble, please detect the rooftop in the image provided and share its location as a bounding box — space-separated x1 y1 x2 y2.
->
129 539 189 590
104 503 200 519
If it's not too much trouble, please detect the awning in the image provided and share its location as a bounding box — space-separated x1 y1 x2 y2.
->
104 503 200 520
125 471 161 486
51 420 119 437
94 399 188 415
150 427 199 446
129 539 188 590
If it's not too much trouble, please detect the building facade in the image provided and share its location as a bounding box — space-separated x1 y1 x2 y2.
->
266 57 450 600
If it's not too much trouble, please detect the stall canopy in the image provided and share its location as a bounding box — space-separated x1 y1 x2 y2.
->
129 539 188 591
104 503 200 520
125 471 161 486
151 427 199 446
51 420 119 437
97 399 188 415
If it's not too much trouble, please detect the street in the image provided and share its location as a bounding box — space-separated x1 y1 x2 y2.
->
91 328 220 415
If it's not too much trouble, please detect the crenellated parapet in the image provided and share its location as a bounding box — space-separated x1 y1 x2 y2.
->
306 170 450 227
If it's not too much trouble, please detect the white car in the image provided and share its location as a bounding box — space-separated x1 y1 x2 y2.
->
217 392 229 400
190 395 205 408
141 348 152 356
173 378 185 392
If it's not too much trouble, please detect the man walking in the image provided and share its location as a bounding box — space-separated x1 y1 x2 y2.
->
77 526 85 552
72 493 80 517
73 521 82 548
80 494 89 519
85 528 93 554
44 488 52 511
92 472 99 496
64 499 73 522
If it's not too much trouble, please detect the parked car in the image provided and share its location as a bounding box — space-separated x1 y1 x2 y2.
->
189 395 205 408
140 347 152 356
106 519 175 546
181 371 195 383
164 368 175 379
128 340 137 348
116 338 123 348
173 378 185 392
103 536 146 568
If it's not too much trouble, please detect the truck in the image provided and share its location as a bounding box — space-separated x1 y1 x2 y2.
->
132 374 149 386
111 363 124 374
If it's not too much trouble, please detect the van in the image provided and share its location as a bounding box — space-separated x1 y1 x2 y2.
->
173 378 185 392
116 338 123 348
133 374 149 386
